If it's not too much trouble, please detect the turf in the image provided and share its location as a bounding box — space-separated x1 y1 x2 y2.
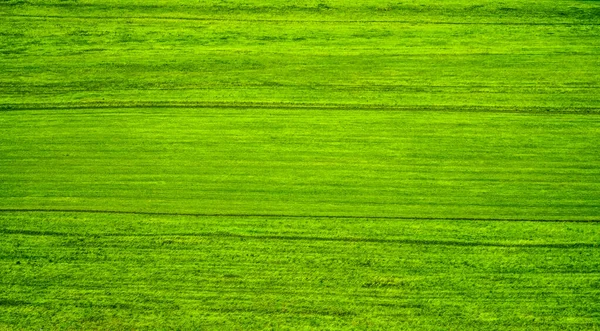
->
2 212 600 329
1 0 600 329
1 0 599 110
1 108 600 220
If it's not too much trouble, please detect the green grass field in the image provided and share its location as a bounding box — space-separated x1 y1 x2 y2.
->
1 0 600 329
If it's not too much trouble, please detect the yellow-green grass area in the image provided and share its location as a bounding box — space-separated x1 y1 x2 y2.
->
1 0 599 110
1 108 600 220
1 107 600 329
2 0 600 329
1 211 600 329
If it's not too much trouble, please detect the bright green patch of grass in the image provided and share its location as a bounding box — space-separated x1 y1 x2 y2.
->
1 0 599 109
1 212 599 329
1 108 600 220
2 0 600 329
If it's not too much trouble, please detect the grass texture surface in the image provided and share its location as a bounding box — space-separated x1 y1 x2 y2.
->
1 0 600 329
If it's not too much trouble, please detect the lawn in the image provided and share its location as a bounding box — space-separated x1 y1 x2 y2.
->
1 0 599 329
1 212 599 329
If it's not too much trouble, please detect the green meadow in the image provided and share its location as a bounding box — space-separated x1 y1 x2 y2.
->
2 212 600 329
1 0 600 329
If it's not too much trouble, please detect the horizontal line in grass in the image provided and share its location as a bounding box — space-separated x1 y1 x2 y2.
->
5 14 598 26
1 102 599 115
1 208 599 223
5 85 600 91
0 228 596 249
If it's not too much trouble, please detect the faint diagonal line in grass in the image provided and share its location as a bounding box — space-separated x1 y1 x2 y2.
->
1 208 599 223
1 228 597 249
1 102 599 115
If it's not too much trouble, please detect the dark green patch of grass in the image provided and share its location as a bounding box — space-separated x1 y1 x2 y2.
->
1 212 599 329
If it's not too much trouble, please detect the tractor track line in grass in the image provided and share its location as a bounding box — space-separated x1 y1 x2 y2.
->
4 14 599 26
1 209 599 223
3 86 600 93
1 102 599 115
1 228 597 249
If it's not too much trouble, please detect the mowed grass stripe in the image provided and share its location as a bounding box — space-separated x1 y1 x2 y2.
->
2 209 600 223
1 212 599 329
2 228 598 249
2 103 600 115
2 108 599 220
2 1 598 109
6 14 600 25
3 0 599 24
4 212 599 249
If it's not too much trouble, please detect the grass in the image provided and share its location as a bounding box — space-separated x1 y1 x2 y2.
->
1 212 600 329
1 108 600 220
1 0 600 329
1 0 599 110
